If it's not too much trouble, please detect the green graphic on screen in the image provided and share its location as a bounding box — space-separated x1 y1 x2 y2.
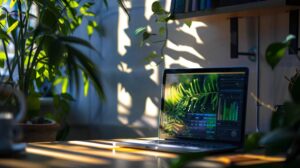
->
218 98 239 121
160 72 245 140
161 73 219 137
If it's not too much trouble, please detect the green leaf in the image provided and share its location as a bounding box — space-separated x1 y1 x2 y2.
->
265 42 288 69
69 0 79 8
7 20 18 33
143 31 151 41
26 95 41 119
244 132 264 152
58 36 96 51
284 34 296 44
102 0 108 8
260 128 295 155
86 24 93 37
152 1 164 15
159 27 165 36
9 0 16 8
184 21 192 27
144 51 160 62
66 45 105 99
135 27 146 36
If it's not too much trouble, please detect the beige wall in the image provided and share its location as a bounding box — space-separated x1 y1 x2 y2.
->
69 0 300 139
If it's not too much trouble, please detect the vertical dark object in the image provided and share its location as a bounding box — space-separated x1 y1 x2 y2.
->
289 10 299 55
230 17 239 59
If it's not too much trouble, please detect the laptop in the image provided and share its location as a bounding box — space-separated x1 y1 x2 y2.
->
116 67 249 153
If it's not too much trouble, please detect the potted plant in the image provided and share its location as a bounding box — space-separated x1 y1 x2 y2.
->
0 0 114 142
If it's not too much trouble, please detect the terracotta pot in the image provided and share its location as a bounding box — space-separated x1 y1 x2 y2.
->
18 123 60 142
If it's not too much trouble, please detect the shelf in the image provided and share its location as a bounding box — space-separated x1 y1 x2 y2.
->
174 0 300 20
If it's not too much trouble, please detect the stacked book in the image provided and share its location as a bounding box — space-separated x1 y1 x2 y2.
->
173 0 217 14
172 0 262 14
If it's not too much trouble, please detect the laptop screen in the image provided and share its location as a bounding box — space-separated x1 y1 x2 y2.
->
160 68 248 143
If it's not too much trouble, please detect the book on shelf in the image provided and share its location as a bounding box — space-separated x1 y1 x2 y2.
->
173 0 185 13
185 0 190 13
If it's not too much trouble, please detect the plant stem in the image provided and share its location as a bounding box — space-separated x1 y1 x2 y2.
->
2 40 13 81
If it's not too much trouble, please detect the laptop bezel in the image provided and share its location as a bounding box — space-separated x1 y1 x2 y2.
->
159 67 249 148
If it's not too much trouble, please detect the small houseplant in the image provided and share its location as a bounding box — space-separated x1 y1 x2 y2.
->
0 0 128 141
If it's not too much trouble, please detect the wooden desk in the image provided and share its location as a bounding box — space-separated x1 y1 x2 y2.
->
0 139 286 168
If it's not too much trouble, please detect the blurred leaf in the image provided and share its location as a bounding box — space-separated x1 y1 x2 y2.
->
58 36 96 51
144 51 160 62
7 20 18 34
159 27 165 36
102 0 108 8
143 31 151 41
61 93 75 101
9 0 16 9
152 1 164 15
69 0 79 8
135 27 146 36
56 123 70 141
288 72 300 103
266 35 295 69
26 95 41 119
184 21 192 27
170 153 207 168
271 105 286 130
82 71 89 96
265 42 288 69
284 34 296 44
260 128 295 155
86 24 93 37
66 45 105 99
244 132 264 152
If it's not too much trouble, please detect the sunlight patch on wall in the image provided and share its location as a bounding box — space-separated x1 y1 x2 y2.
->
117 83 132 115
164 55 202 68
167 40 205 60
144 97 158 117
118 62 133 73
118 5 131 56
144 0 157 20
145 63 159 85
178 21 207 44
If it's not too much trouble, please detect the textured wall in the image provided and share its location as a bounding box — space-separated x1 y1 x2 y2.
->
68 0 300 139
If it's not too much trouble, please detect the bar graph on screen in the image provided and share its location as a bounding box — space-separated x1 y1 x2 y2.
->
218 96 239 121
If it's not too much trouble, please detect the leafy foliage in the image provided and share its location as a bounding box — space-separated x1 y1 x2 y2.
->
0 0 128 123
135 1 191 63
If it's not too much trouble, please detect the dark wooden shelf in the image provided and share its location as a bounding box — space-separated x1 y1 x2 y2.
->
174 0 300 20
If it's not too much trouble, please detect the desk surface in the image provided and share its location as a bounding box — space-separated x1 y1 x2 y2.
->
0 139 286 168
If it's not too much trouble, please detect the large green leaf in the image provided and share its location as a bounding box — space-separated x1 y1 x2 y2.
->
66 45 105 99
265 35 296 69
152 1 164 15
58 36 96 51
260 128 295 155
265 42 288 69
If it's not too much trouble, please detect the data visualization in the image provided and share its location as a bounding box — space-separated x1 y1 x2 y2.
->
161 71 247 142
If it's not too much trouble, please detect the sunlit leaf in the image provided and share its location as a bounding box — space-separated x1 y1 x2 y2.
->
9 0 16 9
7 20 18 33
135 27 146 36
184 21 192 27
82 72 89 96
152 1 164 15
265 42 288 69
62 77 68 94
69 0 79 8
87 24 93 37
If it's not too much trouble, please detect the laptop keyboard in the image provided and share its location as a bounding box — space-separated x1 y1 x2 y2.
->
151 140 234 149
